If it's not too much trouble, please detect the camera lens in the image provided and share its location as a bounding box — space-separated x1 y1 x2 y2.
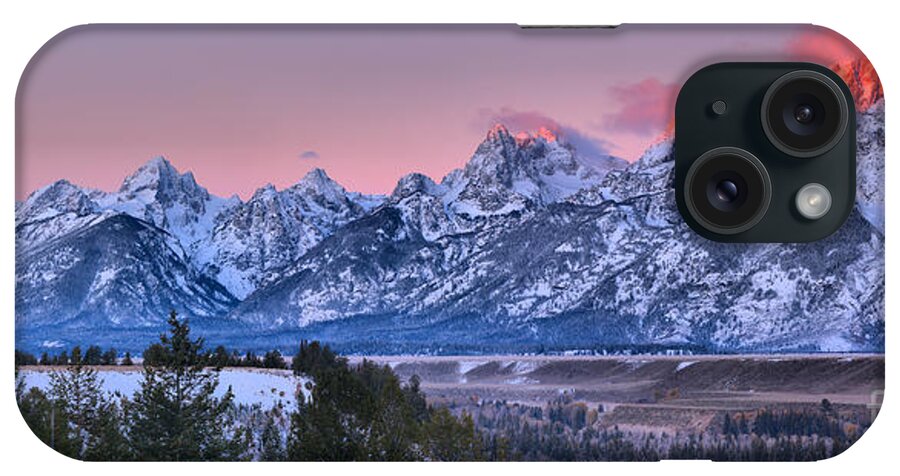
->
684 147 771 235
793 104 815 124
761 70 849 158
708 174 747 212
715 180 739 203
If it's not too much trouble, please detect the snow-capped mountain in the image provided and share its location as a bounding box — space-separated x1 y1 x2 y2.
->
14 158 384 333
16 180 111 251
92 156 240 254
386 125 624 241
230 125 625 326
855 99 885 232
230 115 884 353
15 163 240 332
15 103 884 353
447 124 620 216
16 213 237 329
193 168 384 299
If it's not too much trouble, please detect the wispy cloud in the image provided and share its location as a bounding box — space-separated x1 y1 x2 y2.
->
299 150 320 160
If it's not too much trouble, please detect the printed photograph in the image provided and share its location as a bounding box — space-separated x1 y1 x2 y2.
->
14 24 884 461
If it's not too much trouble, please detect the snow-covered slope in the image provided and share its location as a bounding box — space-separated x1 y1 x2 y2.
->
194 169 383 299
16 180 113 251
16 108 884 354
855 100 885 232
230 119 884 352
92 156 240 254
16 214 237 329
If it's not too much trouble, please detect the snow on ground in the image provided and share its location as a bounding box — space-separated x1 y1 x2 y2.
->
675 361 697 372
20 368 309 408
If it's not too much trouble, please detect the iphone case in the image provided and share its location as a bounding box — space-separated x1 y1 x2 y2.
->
14 24 884 461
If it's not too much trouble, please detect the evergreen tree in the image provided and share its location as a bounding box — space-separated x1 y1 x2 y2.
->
244 351 261 368
403 374 429 423
210 345 230 369
229 350 242 367
142 343 166 366
101 348 118 366
421 408 484 461
292 340 344 375
83 345 103 365
69 346 82 365
82 396 131 461
47 361 129 459
263 350 286 369
126 311 247 461
259 412 286 461
17 385 80 458
15 350 38 366
39 352 51 365
121 352 134 366
289 364 373 460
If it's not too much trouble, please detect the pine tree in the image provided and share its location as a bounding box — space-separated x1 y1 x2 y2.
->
121 352 134 366
101 348 118 366
126 311 247 461
69 346 82 365
288 364 373 460
48 364 103 450
83 345 103 365
259 412 286 461
263 350 286 369
39 352 51 365
47 361 129 459
83 396 130 461
17 385 80 458
421 408 484 461
244 351 261 368
211 345 230 369
15 350 38 366
141 343 166 366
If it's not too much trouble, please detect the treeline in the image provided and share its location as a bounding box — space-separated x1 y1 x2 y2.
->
729 404 857 439
16 344 289 370
324 340 709 357
15 347 132 367
447 396 869 461
14 315 871 461
145 343 288 369
15 312 483 461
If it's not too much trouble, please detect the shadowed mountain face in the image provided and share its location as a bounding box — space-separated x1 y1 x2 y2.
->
16 214 238 330
15 104 884 354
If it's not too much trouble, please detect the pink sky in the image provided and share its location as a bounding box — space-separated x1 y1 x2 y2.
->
16 24 857 200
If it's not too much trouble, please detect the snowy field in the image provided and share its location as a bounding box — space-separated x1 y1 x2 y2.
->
19 367 309 408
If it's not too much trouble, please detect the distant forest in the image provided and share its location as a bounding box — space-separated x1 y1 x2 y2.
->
14 312 871 461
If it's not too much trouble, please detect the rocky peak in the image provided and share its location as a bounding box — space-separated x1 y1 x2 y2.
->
117 156 210 207
391 173 441 201
832 58 883 112
18 179 97 223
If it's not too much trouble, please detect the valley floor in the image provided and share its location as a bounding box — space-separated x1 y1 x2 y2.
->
349 353 885 435
17 353 884 460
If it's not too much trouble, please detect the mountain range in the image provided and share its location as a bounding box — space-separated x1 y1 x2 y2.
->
15 101 885 355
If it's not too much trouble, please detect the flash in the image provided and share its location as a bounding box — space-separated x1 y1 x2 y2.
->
795 183 832 220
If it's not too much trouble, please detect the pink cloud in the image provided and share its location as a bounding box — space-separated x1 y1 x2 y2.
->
602 78 677 137
785 27 863 65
